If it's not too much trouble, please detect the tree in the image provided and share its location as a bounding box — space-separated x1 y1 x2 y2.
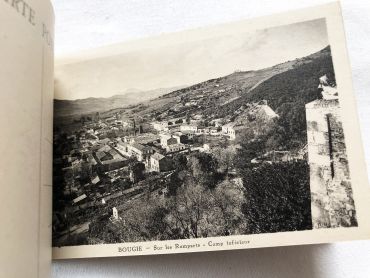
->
218 136 230 149
167 171 183 196
240 161 312 234
127 156 138 168
163 178 246 239
234 137 266 172
193 134 206 146
212 179 246 235
265 124 287 151
235 128 254 145
186 114 191 124
146 206 171 239
172 153 188 171
129 162 145 183
165 182 214 238
212 146 236 174
187 153 219 189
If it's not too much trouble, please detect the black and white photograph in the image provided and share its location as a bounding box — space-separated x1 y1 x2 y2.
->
3 1 370 277
52 17 357 248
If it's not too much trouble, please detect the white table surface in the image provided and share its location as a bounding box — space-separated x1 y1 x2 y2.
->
52 0 370 277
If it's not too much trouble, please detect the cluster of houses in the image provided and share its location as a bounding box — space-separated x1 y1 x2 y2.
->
179 124 220 135
152 109 277 142
55 98 281 209
152 119 233 139
56 100 280 198
149 100 279 142
115 132 188 173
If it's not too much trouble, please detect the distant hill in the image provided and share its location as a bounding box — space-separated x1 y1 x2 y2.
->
54 86 185 119
125 46 333 122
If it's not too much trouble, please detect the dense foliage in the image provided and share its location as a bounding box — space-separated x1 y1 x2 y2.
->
239 161 312 233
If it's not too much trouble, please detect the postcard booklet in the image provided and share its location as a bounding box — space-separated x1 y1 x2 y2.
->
1 1 370 277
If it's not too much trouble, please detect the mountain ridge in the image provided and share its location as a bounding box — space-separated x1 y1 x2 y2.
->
54 46 331 124
54 86 186 119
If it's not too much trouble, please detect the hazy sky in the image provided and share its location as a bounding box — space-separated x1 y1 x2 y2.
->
55 18 328 100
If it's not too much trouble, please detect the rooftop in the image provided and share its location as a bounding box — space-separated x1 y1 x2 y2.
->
101 157 127 165
73 194 87 204
97 145 111 153
99 138 111 144
151 152 165 160
130 142 151 152
260 105 279 118
232 125 247 131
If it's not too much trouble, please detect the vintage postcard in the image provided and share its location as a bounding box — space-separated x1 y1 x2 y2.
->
52 2 370 259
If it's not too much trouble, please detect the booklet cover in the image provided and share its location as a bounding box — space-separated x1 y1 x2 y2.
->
0 1 54 277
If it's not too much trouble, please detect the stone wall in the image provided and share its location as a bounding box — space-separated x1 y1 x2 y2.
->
306 99 357 229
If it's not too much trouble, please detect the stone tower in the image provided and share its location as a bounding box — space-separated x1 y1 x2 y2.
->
305 75 357 229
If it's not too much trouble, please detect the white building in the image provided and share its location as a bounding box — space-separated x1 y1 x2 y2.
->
222 122 235 135
166 143 186 153
160 133 179 148
209 127 219 135
152 121 169 131
228 125 247 140
180 124 198 133
73 194 87 205
150 153 173 172
123 136 135 144
117 141 153 162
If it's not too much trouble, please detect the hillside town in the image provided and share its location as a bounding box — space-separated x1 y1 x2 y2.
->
53 95 295 245
53 45 355 246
